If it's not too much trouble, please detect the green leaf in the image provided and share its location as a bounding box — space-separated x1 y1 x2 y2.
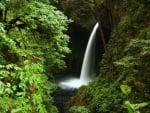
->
120 84 131 96
132 102 149 110
123 101 149 113
4 88 13 94
122 101 134 113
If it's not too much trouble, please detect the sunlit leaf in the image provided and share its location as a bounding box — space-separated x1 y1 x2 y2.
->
120 84 131 96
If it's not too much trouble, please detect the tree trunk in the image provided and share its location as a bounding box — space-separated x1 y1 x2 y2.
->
0 10 3 22
93 0 111 62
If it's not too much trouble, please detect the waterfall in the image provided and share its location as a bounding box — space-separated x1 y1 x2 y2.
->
58 22 99 89
80 22 99 82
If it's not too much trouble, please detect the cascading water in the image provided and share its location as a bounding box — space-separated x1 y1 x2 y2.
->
58 22 99 89
80 22 99 82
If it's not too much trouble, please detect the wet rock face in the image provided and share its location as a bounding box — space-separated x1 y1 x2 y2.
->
66 23 91 74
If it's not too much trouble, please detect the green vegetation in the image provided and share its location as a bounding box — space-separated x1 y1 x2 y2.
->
120 84 149 113
59 0 95 29
0 0 150 113
69 106 90 113
0 0 71 112
120 84 131 98
67 0 150 113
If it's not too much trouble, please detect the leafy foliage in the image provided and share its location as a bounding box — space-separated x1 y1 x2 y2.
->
0 61 56 112
69 106 90 113
123 101 149 113
120 85 149 113
120 84 131 97
59 0 95 29
79 78 123 113
0 0 71 112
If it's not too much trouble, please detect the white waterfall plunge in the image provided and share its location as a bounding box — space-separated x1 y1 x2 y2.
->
80 22 99 82
58 22 99 89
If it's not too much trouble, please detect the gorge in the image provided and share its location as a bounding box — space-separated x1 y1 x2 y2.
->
0 1 149 113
